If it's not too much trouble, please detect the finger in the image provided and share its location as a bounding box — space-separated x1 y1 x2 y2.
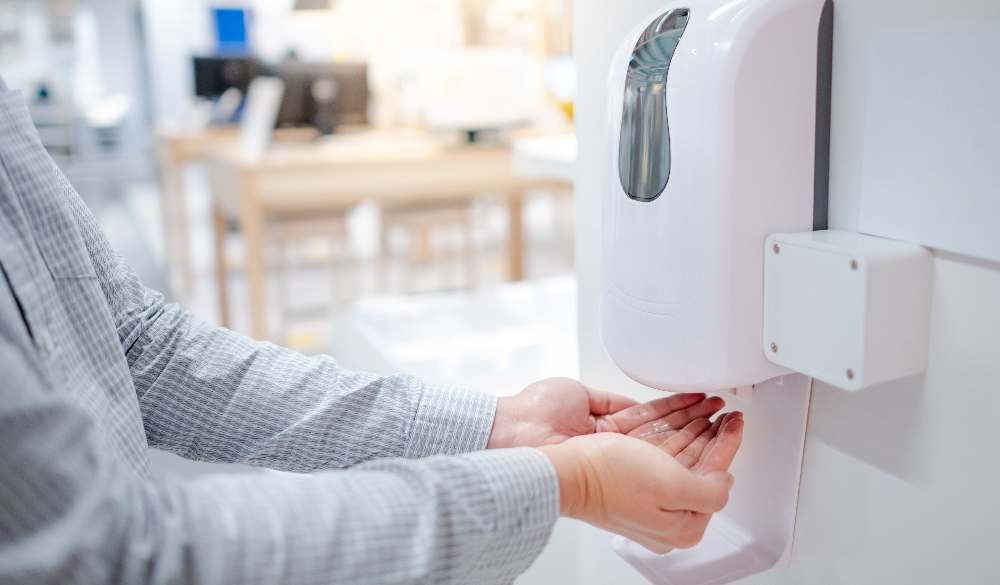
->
699 412 729 447
609 393 708 435
584 386 640 416
625 395 726 438
691 412 737 473
638 428 680 446
672 417 724 469
694 413 744 477
639 413 719 449
657 418 711 455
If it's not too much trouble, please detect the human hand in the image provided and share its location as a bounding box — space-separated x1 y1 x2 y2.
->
487 377 725 449
537 411 743 553
652 410 745 471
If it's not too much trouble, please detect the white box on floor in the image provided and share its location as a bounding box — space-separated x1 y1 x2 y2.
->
763 229 934 391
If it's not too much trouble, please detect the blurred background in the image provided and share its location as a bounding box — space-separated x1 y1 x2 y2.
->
0 0 578 392
0 0 579 507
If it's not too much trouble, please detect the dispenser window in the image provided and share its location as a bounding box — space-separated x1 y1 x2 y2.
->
618 8 689 202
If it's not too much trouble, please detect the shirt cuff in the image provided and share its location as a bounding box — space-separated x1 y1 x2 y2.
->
448 447 561 582
404 383 498 458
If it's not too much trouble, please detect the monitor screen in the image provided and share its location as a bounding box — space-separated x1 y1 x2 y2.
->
269 61 369 134
193 56 265 98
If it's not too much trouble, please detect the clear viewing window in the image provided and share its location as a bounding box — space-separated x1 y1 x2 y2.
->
618 8 689 202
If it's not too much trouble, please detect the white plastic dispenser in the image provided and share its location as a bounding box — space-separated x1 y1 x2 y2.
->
601 0 833 583
600 0 828 392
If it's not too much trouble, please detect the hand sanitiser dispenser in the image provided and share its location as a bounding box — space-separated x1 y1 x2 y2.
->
602 0 833 583
601 0 828 392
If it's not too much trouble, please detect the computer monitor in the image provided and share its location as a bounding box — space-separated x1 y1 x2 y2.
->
193 56 265 98
269 61 369 134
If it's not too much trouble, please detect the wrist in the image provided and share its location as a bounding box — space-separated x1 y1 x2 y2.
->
487 396 518 449
537 442 586 518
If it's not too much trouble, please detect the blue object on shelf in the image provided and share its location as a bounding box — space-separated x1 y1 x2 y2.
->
214 8 249 55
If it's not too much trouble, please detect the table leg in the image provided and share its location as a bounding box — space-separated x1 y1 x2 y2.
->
157 148 193 293
174 167 193 293
243 193 268 341
508 189 524 281
213 206 231 329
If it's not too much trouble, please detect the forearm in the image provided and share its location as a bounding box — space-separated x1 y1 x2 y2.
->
0 310 555 585
163 449 558 585
58 169 497 469
128 300 498 470
3 423 558 585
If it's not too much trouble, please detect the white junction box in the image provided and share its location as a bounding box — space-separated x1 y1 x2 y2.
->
763 229 934 391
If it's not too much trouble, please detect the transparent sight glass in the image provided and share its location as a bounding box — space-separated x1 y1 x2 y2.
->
618 8 689 202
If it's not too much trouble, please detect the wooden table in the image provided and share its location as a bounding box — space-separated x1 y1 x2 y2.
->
206 130 561 341
155 125 317 293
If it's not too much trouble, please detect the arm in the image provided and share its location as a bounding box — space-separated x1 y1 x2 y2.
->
56 178 492 471
0 331 557 585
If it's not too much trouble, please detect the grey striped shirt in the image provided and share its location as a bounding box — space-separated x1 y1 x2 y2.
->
0 76 559 585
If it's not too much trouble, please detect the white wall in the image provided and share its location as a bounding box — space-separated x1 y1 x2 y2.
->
531 0 1000 583
80 0 150 158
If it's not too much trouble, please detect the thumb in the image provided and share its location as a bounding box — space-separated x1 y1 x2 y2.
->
700 470 735 492
670 469 733 513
